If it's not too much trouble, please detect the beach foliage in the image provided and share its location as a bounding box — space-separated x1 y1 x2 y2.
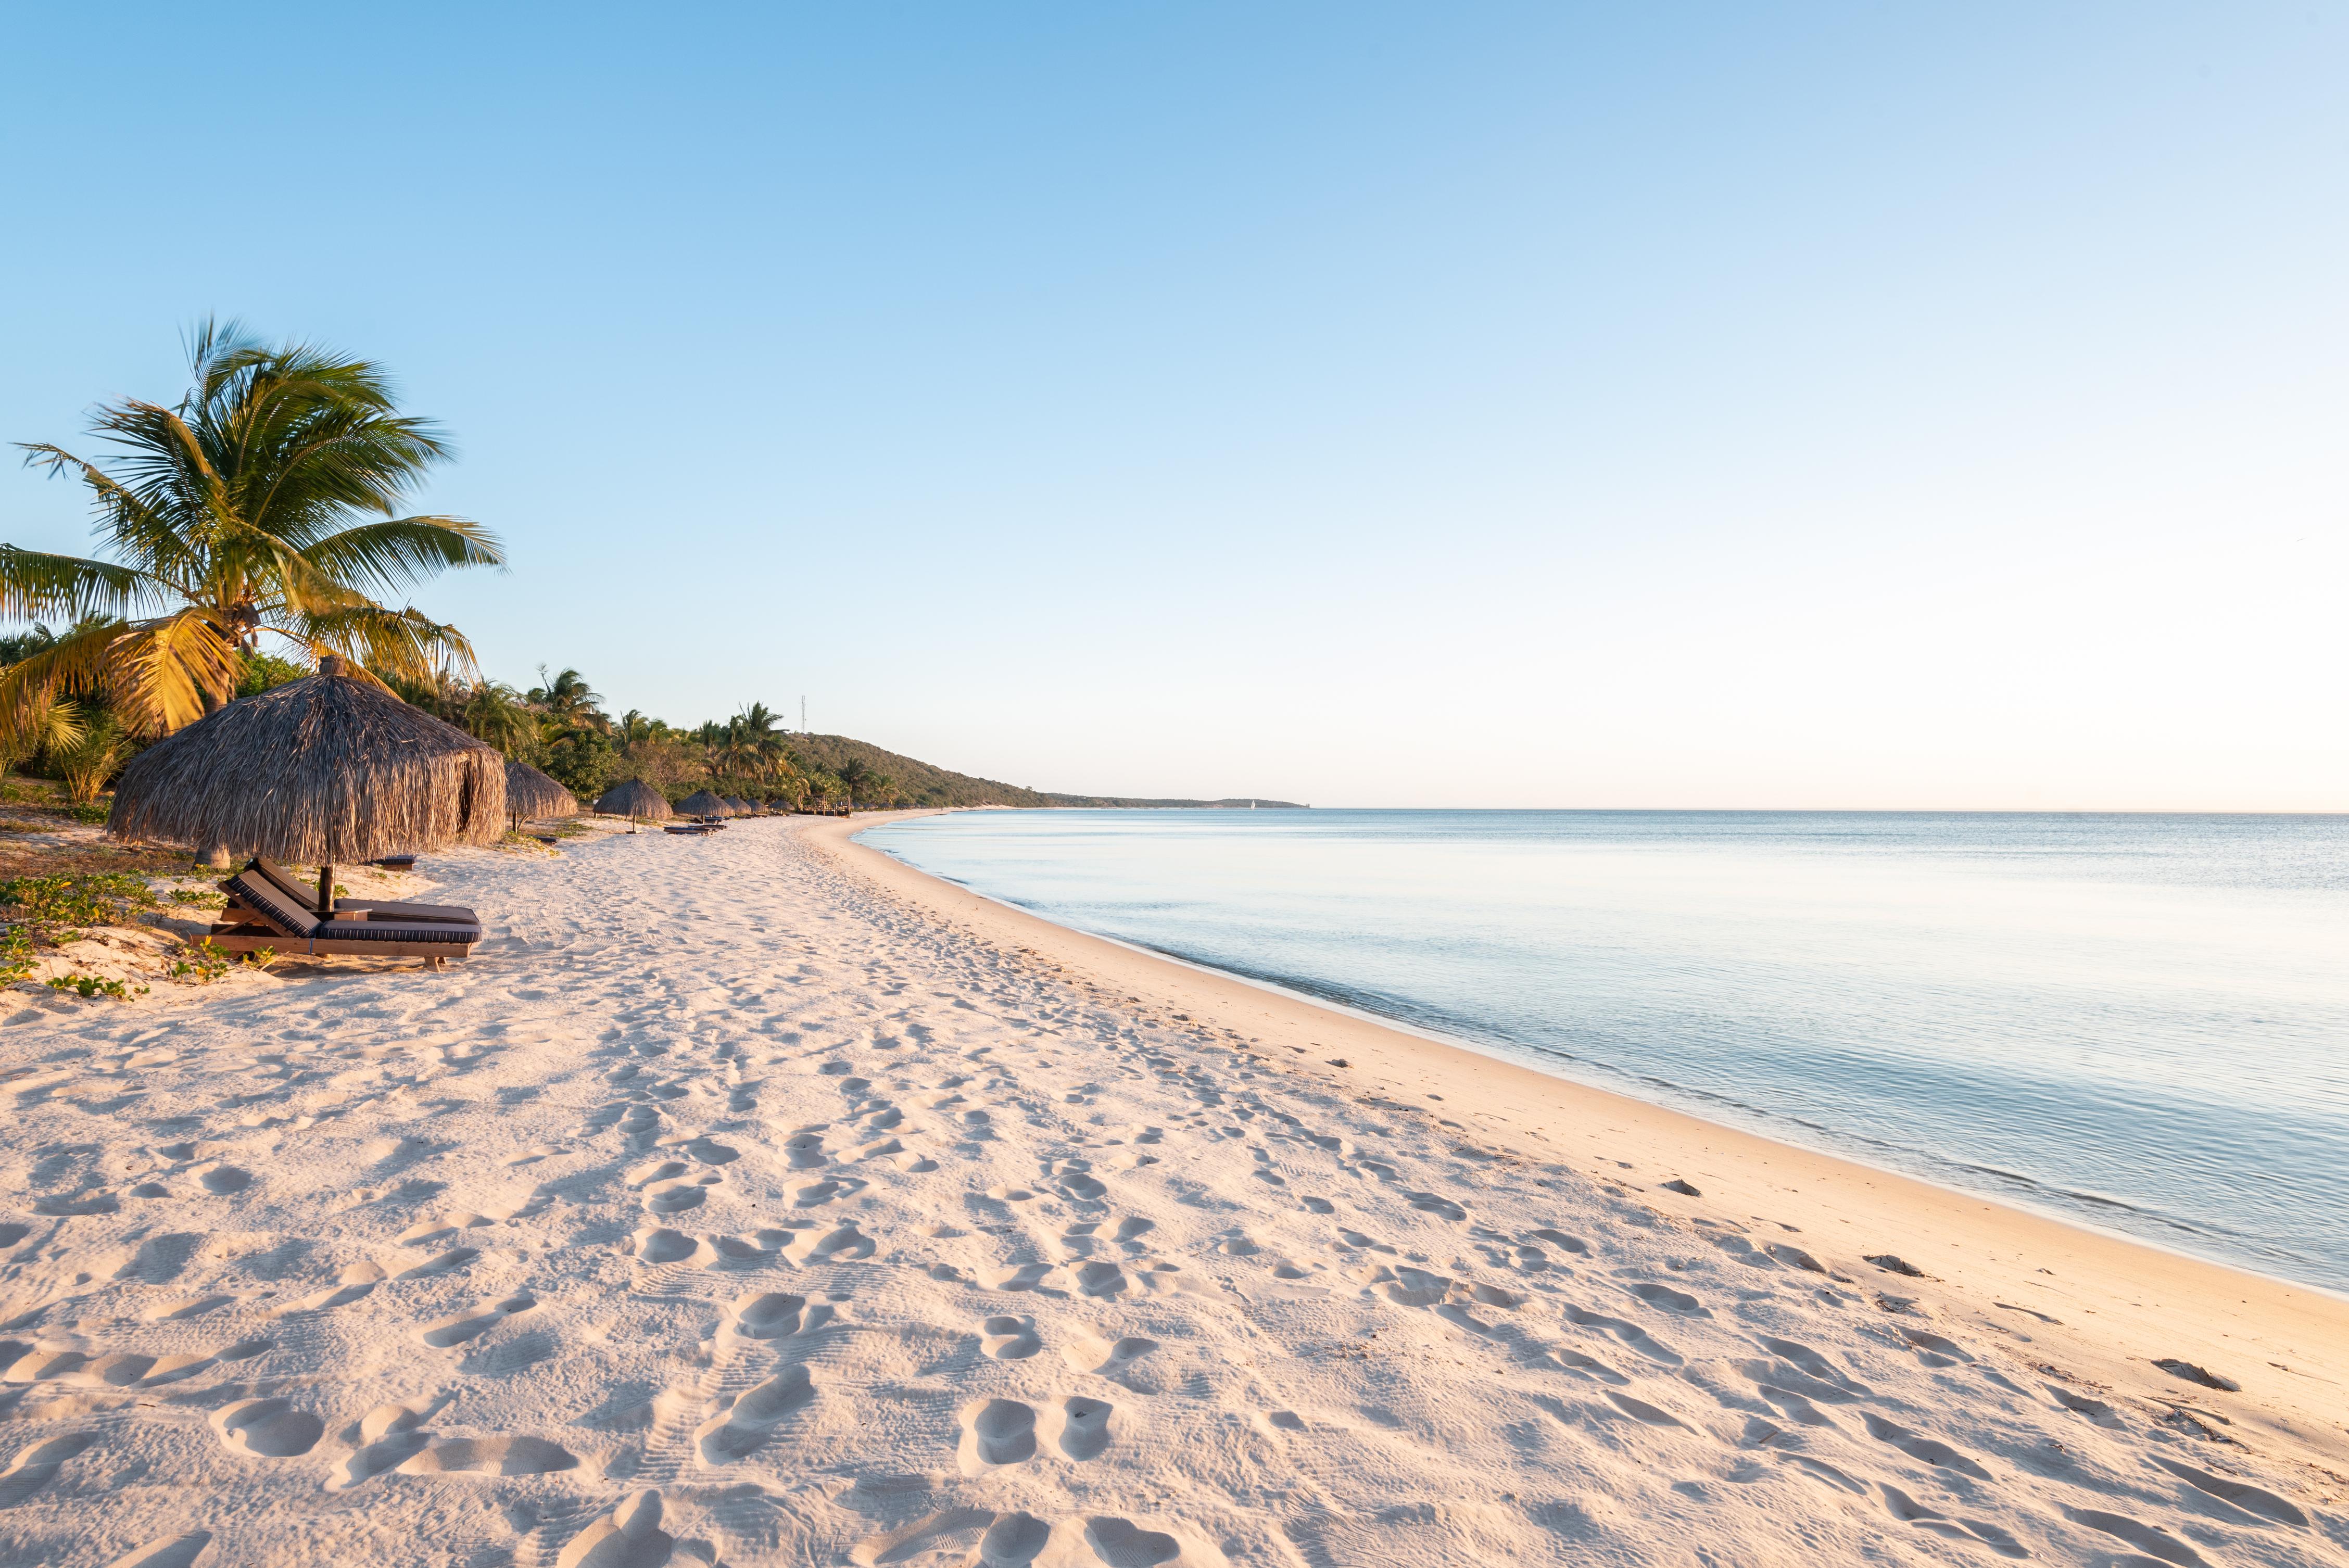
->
1 319 503 740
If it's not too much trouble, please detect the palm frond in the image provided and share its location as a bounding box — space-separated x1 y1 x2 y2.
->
297 515 506 594
294 603 479 687
0 545 157 619
0 619 130 741
14 442 200 586
106 608 242 736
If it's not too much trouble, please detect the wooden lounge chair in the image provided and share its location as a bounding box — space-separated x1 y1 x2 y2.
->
210 863 482 966
243 855 479 926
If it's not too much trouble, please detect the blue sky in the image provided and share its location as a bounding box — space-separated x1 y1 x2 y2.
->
4 5 2343 807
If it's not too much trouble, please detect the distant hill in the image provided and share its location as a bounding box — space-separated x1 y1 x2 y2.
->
782 733 1304 810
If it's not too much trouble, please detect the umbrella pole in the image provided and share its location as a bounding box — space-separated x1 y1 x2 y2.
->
318 863 334 918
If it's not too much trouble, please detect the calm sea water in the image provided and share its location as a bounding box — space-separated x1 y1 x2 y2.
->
858 810 2349 1293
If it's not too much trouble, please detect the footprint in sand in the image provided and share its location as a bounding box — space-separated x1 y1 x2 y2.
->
105 1533 213 1568
1562 1305 1682 1365
394 1247 479 1281
1766 1242 1828 1274
211 1398 324 1458
625 1159 688 1189
2151 1456 2308 1526
1063 1328 1157 1374
1880 1485 2029 1558
417 1292 536 1349
398 1434 579 1476
959 1398 1038 1472
1603 1390 1687 1428
1862 1413 1992 1480
554 1489 671 1568
633 1227 696 1263
2062 1506 2209 1566
982 1315 1043 1359
780 1222 873 1264
0 1432 96 1505
784 1132 828 1169
643 1177 715 1215
793 1177 864 1207
1044 1395 1115 1460
198 1166 252 1195
1529 1227 1590 1255
979 1512 1052 1565
729 1292 807 1339
1080 1517 1192 1567
1403 1191 1467 1222
1899 1327 1972 1365
982 1263 1053 1292
1626 1282 1708 1316
1075 1261 1129 1298
851 1507 1044 1567
287 1260 388 1312
330 1396 446 1489
397 1213 491 1247
2045 1385 2124 1427
696 1367 816 1464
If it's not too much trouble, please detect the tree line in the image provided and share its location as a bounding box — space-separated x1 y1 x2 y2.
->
0 324 912 811
393 667 910 810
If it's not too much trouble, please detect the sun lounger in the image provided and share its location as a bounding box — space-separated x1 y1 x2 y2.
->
246 856 478 926
212 866 481 965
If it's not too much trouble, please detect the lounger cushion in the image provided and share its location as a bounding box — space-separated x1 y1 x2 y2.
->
252 855 323 912
334 898 477 924
317 918 481 945
222 872 320 939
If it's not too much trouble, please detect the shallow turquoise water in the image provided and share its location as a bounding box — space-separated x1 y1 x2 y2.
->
860 810 2349 1293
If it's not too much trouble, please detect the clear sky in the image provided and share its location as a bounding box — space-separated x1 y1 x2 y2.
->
3 5 2343 809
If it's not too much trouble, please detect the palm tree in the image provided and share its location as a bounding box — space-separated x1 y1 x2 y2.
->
733 701 788 780
1 320 503 737
460 680 539 756
528 666 605 730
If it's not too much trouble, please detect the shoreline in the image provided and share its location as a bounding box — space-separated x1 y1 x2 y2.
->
813 809 2349 1468
847 815 2340 1306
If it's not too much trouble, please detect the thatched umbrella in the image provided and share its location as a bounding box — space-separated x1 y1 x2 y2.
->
766 798 795 814
593 779 672 819
725 794 754 815
505 760 578 829
678 789 728 818
108 654 505 912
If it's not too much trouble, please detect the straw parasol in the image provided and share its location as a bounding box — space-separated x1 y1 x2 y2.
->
593 779 672 819
505 760 578 829
766 798 795 814
678 789 728 818
725 795 754 815
108 654 506 911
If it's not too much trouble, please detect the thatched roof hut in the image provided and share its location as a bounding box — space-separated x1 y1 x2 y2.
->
766 798 795 813
593 779 672 819
678 789 729 818
506 760 579 824
725 795 755 815
108 655 504 865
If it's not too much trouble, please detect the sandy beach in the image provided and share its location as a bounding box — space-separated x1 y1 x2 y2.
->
2 811 2343 1567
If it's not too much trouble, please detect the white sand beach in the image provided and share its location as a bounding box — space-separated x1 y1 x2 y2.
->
2 813 2344 1567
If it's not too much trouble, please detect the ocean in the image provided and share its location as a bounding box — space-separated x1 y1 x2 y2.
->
857 809 2349 1294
